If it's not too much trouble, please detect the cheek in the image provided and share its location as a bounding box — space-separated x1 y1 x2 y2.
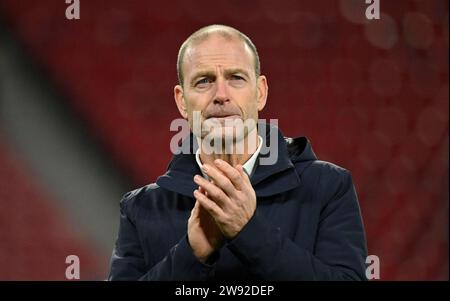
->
238 91 259 117
184 94 208 120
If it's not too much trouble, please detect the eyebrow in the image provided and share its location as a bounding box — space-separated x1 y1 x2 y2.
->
224 68 250 79
190 70 216 85
190 68 250 85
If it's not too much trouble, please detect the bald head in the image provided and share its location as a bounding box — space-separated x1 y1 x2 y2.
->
177 25 261 87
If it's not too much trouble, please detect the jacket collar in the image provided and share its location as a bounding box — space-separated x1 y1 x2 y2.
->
156 123 307 198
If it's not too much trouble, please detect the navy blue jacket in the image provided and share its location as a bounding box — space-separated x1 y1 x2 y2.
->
108 125 368 280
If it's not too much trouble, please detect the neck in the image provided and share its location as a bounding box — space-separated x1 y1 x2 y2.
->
198 127 259 168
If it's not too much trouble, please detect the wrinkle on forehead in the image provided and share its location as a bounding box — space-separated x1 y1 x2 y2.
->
183 36 254 76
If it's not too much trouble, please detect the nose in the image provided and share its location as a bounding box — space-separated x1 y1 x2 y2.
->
213 78 229 105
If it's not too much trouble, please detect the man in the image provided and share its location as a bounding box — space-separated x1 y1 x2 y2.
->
108 24 368 280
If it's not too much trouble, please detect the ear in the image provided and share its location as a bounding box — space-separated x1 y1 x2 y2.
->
256 75 268 111
174 84 188 119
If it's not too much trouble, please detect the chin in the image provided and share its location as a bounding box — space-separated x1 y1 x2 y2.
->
203 126 234 140
201 125 245 149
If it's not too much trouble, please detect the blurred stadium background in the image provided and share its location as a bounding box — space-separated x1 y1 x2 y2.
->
0 0 447 280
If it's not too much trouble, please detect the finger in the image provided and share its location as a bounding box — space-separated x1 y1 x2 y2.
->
194 189 224 220
198 185 209 198
194 175 229 206
235 164 253 194
213 159 244 191
201 164 239 198
236 164 251 185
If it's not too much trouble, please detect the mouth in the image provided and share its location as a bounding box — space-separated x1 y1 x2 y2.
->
207 114 241 120
206 115 242 125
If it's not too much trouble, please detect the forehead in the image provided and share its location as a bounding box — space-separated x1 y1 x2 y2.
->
183 35 254 76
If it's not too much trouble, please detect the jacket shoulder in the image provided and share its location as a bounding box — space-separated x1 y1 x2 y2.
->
308 160 350 178
119 183 162 218
298 159 353 198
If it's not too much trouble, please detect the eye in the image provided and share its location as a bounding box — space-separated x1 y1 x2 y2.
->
195 78 211 87
231 75 245 81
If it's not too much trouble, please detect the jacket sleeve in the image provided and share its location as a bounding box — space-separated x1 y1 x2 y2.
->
108 192 216 281
226 169 368 280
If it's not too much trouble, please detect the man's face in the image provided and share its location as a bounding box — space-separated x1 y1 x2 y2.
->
174 35 267 143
